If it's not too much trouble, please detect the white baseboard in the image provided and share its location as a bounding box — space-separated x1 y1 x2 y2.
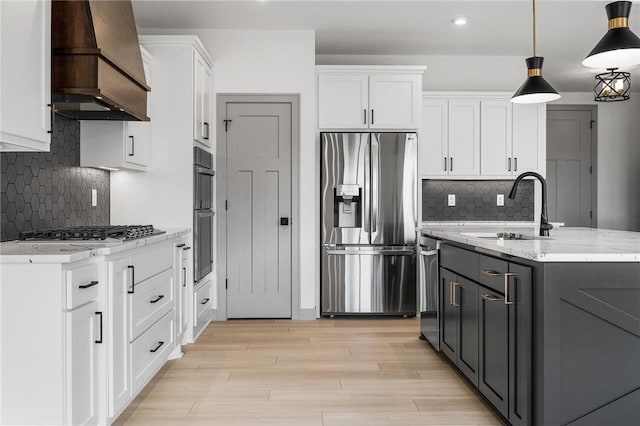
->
299 308 317 320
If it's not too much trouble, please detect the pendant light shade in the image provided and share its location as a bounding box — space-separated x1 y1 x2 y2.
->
512 57 561 104
511 0 561 104
583 1 640 69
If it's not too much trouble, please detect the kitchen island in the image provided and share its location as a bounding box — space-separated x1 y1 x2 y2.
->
420 225 640 426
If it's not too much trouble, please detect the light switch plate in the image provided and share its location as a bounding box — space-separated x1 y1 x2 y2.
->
447 194 456 206
91 189 97 207
497 194 504 206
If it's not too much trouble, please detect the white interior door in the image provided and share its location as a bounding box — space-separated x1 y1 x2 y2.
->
546 109 593 227
226 102 292 318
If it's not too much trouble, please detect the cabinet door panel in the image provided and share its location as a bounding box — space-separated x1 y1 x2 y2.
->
193 51 207 143
0 0 51 151
318 74 369 129
480 100 512 176
448 100 480 176
512 104 545 175
440 268 458 363
478 287 509 416
108 257 131 418
420 99 448 176
126 122 151 167
508 263 532 426
66 301 99 426
457 279 479 385
369 74 420 129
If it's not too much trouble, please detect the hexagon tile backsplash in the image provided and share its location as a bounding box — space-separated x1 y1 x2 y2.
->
0 115 110 241
422 180 534 222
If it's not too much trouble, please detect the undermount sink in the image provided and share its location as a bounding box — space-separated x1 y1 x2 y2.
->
461 232 550 241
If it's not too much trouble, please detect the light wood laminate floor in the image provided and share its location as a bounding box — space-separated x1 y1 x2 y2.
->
115 318 502 426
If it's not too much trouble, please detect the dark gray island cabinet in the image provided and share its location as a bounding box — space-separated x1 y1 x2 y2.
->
437 240 640 426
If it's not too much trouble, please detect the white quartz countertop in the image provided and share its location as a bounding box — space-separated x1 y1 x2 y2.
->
420 226 640 262
0 228 190 264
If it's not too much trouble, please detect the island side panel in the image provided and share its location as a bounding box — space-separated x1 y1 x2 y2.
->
540 262 640 426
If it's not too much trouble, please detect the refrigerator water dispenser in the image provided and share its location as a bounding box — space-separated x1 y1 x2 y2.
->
334 184 361 228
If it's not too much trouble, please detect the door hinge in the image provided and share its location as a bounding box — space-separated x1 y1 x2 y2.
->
223 119 232 132
225 278 228 290
225 200 228 210
590 120 595 129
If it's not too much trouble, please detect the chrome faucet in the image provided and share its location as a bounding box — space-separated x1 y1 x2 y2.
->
509 171 553 237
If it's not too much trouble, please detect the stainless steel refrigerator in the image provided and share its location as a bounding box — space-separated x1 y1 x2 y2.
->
321 132 417 316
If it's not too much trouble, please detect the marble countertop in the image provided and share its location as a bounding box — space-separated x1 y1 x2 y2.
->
0 228 190 264
420 225 640 262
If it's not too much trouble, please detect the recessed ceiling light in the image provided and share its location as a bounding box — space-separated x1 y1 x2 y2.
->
452 17 467 26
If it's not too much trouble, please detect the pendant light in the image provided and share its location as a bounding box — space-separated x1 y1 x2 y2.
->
511 0 561 104
583 1 640 69
594 68 631 101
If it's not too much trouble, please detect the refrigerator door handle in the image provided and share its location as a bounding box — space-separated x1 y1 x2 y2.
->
325 247 415 256
370 134 379 236
364 135 370 235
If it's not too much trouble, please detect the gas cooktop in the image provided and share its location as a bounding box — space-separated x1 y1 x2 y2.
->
18 225 164 242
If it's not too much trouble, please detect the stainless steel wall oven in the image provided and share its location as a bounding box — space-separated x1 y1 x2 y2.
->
194 147 214 283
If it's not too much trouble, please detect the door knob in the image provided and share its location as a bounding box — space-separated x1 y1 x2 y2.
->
280 217 290 226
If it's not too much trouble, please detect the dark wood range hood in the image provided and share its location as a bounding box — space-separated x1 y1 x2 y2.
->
52 0 150 121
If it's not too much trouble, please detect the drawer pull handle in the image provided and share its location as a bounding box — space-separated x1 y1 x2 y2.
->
482 294 503 302
149 295 165 304
176 243 186 248
79 280 99 289
482 269 503 277
201 298 210 305
504 273 518 305
183 246 192 251
95 312 103 344
149 341 164 353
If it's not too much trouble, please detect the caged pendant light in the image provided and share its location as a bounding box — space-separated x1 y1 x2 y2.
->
583 1 640 69
511 0 561 104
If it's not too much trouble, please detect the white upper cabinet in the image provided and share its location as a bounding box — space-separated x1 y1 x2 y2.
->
448 100 481 176
480 100 513 176
420 99 448 177
318 74 369 129
0 0 51 152
194 50 214 146
369 73 422 129
317 66 426 130
80 46 152 171
420 94 545 179
512 104 546 176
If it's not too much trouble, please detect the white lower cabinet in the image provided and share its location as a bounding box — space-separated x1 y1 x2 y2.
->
131 311 175 396
66 301 100 426
193 279 212 338
104 238 181 424
0 234 190 425
108 257 132 419
175 239 192 345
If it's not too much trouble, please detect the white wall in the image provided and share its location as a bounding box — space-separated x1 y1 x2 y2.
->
143 29 318 315
554 93 640 231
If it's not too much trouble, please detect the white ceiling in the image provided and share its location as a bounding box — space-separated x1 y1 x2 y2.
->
132 0 640 91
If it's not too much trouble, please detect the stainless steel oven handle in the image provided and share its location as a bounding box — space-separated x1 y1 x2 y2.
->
419 249 438 256
195 166 215 176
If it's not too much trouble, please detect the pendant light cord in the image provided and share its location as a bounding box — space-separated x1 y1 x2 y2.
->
532 0 537 57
